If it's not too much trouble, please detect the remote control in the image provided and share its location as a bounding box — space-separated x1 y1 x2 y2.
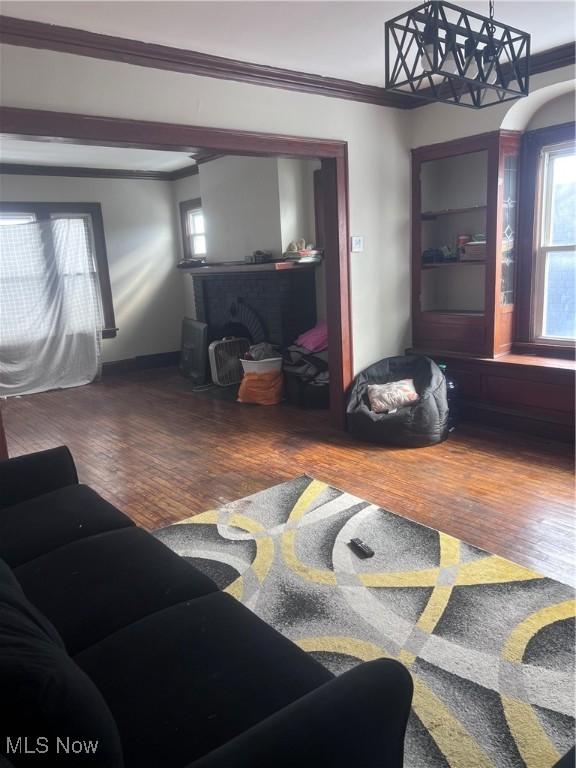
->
348 538 374 558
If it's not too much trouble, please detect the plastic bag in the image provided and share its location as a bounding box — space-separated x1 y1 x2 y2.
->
238 371 284 405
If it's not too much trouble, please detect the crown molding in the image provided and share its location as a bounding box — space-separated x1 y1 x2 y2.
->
0 16 573 112
166 164 199 180
0 161 199 180
193 149 227 165
529 42 576 76
0 15 412 109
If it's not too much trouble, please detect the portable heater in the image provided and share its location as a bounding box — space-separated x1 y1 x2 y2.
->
180 318 209 386
208 337 250 386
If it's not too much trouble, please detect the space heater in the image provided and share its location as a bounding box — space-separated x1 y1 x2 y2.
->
208 337 250 386
180 318 209 386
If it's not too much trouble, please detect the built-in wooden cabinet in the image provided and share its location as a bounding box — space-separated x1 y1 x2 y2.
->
411 131 521 358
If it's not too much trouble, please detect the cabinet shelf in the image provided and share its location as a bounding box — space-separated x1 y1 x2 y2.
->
422 310 484 316
422 260 486 269
421 205 487 220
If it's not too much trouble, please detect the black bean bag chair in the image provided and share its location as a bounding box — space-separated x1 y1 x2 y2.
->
346 355 449 447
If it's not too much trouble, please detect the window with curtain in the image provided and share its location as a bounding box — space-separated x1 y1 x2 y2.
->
0 203 115 396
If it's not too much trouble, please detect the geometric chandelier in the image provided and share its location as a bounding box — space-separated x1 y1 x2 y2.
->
385 0 531 108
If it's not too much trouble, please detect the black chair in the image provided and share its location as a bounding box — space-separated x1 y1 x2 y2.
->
346 355 449 447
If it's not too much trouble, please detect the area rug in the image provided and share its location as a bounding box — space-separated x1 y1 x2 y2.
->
154 476 575 768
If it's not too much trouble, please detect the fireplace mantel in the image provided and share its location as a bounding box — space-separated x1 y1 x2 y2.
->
179 260 319 278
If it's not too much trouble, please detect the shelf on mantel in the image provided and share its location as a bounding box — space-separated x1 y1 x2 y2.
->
179 260 320 277
422 260 486 269
421 205 487 220
422 310 484 316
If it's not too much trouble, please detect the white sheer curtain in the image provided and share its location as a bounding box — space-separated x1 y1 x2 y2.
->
0 216 104 396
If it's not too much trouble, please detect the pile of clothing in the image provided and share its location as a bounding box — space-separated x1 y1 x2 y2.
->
282 321 329 408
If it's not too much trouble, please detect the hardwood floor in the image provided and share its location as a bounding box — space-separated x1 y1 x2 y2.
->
3 367 574 586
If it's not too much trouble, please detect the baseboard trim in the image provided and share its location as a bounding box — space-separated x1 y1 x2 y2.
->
102 351 180 375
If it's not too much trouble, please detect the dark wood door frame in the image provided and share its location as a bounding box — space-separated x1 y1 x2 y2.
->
0 107 352 427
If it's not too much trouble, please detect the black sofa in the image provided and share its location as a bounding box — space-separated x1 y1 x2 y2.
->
0 447 413 768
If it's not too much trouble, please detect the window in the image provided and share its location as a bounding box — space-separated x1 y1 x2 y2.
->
0 203 116 338
516 122 576 354
179 198 206 259
533 144 576 341
0 213 36 226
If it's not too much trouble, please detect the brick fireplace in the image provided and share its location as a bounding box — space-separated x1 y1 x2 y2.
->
191 267 317 347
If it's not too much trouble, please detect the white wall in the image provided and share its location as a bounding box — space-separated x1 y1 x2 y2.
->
527 91 575 131
198 156 282 261
411 66 575 148
0 43 412 374
0 173 182 363
277 158 316 250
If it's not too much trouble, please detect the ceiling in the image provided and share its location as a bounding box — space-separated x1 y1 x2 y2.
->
2 1 574 88
0 137 196 171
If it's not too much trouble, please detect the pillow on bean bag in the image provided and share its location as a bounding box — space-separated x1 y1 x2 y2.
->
367 379 419 413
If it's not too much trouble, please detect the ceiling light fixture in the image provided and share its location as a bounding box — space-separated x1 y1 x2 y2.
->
385 0 530 108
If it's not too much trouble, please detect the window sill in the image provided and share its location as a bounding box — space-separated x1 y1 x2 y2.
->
490 352 576 372
512 341 575 360
411 347 575 373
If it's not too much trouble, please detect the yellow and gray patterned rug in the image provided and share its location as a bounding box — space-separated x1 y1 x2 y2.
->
154 476 575 768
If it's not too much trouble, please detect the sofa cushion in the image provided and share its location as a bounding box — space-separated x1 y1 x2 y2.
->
15 527 218 654
0 446 78 512
0 557 64 649
0 484 134 568
0 555 22 593
75 592 333 768
0 570 123 768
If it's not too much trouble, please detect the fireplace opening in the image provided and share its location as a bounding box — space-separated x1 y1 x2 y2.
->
218 299 267 345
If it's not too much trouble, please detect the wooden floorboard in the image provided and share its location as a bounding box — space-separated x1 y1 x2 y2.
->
3 367 574 587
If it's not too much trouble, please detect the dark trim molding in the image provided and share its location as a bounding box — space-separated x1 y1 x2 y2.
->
0 15 411 110
0 16 573 112
193 150 226 165
512 341 575 360
169 164 199 180
0 162 199 180
102 351 180 375
530 42 576 76
0 106 346 159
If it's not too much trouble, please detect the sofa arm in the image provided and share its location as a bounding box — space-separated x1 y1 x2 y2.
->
0 446 78 510
189 659 413 768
